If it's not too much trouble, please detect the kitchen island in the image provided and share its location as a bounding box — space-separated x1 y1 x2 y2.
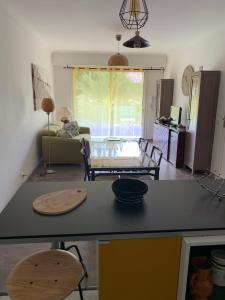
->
1 180 225 242
0 180 225 300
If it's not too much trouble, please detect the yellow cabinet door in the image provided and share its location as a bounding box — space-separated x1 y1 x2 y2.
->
99 237 181 300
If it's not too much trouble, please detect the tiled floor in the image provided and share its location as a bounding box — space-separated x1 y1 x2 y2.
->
29 156 194 182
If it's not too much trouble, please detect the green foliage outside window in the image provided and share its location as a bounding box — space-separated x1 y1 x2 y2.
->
72 69 144 137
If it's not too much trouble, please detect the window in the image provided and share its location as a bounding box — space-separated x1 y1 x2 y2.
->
72 68 144 138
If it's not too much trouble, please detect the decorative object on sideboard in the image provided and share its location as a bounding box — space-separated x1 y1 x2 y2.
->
211 249 225 286
119 0 150 48
31 63 51 111
177 124 186 130
189 256 213 300
41 98 55 174
158 116 172 125
123 30 150 48
108 35 129 66
57 106 72 125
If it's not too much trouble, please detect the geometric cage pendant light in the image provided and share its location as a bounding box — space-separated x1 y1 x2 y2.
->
119 0 149 30
108 34 129 66
119 0 150 48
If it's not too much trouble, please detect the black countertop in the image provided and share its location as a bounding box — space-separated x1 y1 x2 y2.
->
0 180 225 243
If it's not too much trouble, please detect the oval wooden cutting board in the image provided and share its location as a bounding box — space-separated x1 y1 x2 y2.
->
33 188 87 215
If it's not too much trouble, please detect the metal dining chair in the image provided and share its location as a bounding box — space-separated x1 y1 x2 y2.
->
80 138 91 181
150 146 163 167
80 138 120 181
6 249 82 300
138 138 149 153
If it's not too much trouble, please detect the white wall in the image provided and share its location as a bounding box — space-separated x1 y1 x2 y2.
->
0 4 52 212
52 52 167 138
165 28 225 176
53 52 166 68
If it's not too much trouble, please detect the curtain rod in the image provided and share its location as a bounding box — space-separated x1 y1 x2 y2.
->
63 65 165 72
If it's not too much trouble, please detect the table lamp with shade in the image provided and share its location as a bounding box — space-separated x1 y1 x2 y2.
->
57 106 72 125
41 97 55 174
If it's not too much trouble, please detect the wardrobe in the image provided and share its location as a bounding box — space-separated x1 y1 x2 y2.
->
184 71 221 173
156 79 174 118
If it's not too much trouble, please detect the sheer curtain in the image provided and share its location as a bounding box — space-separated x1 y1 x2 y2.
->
72 68 144 138
72 69 110 137
142 70 164 139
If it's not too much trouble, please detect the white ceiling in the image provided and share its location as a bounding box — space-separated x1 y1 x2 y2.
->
3 0 225 54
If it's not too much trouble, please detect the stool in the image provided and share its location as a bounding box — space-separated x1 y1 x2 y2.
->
6 249 82 300
60 242 88 300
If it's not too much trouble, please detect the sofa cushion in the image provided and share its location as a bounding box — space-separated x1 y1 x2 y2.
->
64 121 80 137
73 133 90 142
40 122 62 137
56 128 73 138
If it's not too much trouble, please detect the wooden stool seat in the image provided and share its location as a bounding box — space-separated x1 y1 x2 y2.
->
6 249 82 300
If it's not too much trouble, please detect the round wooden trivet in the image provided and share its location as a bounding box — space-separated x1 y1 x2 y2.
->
33 188 87 215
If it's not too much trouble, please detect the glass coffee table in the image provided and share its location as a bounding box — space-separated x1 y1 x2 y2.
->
89 139 160 180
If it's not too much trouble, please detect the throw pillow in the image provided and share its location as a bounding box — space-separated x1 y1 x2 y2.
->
64 121 80 137
56 129 73 138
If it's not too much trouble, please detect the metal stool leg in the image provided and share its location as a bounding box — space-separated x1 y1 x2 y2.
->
65 245 88 278
59 242 88 300
78 283 84 300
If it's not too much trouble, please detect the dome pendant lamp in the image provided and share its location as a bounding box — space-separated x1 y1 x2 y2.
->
108 34 129 66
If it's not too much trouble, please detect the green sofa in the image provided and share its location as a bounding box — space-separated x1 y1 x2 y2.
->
40 123 90 165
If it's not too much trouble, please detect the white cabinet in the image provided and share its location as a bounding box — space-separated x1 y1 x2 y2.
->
178 235 225 300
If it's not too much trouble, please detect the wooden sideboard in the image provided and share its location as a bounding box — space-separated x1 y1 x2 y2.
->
153 122 186 168
168 129 186 168
153 122 170 160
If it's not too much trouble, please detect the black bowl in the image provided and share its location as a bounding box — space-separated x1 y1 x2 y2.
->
112 179 148 201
